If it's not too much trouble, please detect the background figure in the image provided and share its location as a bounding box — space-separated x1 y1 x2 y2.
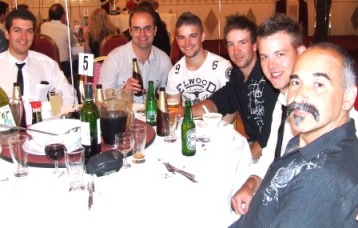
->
123 0 171 56
0 0 8 32
84 8 117 58
15 4 29 10
0 29 6 53
41 3 79 102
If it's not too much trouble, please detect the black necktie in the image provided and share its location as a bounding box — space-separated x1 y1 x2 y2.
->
274 105 287 160
16 63 26 96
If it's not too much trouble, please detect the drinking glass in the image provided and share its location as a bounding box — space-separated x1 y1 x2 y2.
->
164 112 178 143
48 90 62 116
115 132 134 169
44 139 65 175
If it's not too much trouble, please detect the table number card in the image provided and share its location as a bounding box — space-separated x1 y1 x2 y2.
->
78 53 94 77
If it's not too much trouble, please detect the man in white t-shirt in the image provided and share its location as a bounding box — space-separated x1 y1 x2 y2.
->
165 12 232 104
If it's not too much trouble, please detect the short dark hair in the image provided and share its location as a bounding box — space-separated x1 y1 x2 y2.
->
5 8 37 31
48 3 65 21
129 6 157 27
257 13 303 49
175 12 203 34
224 14 257 43
0 1 9 15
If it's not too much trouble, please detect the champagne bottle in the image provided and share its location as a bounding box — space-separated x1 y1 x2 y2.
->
10 82 26 127
81 84 101 163
132 58 144 97
146 81 157 126
156 87 169 136
94 84 105 109
181 100 196 156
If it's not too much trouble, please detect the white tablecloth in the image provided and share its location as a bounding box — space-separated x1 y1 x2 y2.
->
109 13 177 37
0 104 252 227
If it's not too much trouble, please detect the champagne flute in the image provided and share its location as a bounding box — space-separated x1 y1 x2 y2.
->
44 139 65 175
115 132 134 169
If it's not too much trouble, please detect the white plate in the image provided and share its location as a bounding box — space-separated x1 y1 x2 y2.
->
24 139 45 155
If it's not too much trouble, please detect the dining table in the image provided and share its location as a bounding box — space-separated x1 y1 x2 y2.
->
109 12 177 39
0 104 252 228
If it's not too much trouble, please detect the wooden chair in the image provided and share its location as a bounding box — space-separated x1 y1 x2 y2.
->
99 35 128 56
79 56 107 102
30 34 60 64
233 113 250 139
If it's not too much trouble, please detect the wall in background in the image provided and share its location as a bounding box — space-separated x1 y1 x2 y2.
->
9 0 358 40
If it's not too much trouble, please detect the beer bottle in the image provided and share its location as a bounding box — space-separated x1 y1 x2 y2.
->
156 87 169 136
80 84 101 163
94 84 105 109
146 81 157 126
132 58 144 97
10 82 26 127
181 100 196 156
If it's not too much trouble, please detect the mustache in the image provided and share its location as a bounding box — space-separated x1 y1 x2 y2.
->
287 101 320 121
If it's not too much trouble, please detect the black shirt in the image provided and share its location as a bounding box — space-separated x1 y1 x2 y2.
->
210 60 279 148
231 119 358 227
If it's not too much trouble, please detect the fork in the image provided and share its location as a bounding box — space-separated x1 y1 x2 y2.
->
163 162 198 183
87 175 95 210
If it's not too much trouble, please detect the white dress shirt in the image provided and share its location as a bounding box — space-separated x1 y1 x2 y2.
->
250 92 296 178
99 41 172 104
0 50 76 106
41 20 78 62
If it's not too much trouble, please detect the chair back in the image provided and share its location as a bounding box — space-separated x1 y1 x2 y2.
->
170 38 183 65
99 35 128 56
79 56 107 102
30 34 60 64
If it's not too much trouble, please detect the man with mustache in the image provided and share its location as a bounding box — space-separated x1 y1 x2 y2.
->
230 42 358 227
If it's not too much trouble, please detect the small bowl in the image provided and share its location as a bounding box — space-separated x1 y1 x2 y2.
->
27 119 81 148
202 113 223 128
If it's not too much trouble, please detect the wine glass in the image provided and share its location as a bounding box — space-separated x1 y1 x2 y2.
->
115 132 134 169
44 139 65 175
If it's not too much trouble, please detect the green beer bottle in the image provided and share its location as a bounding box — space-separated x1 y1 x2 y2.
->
181 100 196 156
146 81 157 126
81 84 101 163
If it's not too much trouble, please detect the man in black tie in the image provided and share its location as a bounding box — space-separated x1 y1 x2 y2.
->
231 14 306 215
0 9 76 124
230 42 358 227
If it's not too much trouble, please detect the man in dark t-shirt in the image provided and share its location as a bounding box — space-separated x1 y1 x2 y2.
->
192 15 279 159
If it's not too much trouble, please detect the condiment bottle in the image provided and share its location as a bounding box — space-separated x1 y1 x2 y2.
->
156 87 169 136
80 84 101 163
132 58 144 97
146 81 157 126
181 100 196 156
30 101 42 124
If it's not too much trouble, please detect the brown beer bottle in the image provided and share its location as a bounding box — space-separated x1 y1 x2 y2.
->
156 87 169 136
132 58 144 97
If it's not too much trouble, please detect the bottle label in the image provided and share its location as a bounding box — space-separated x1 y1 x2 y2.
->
146 110 156 123
185 129 196 150
97 118 102 144
81 121 91 145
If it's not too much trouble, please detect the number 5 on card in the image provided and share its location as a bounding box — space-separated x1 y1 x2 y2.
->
78 53 94 76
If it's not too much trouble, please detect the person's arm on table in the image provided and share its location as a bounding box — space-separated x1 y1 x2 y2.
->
250 140 263 159
231 175 262 215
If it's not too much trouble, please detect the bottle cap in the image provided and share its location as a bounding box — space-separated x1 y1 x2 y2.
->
159 87 165 91
13 82 19 87
30 101 42 108
96 84 102 89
